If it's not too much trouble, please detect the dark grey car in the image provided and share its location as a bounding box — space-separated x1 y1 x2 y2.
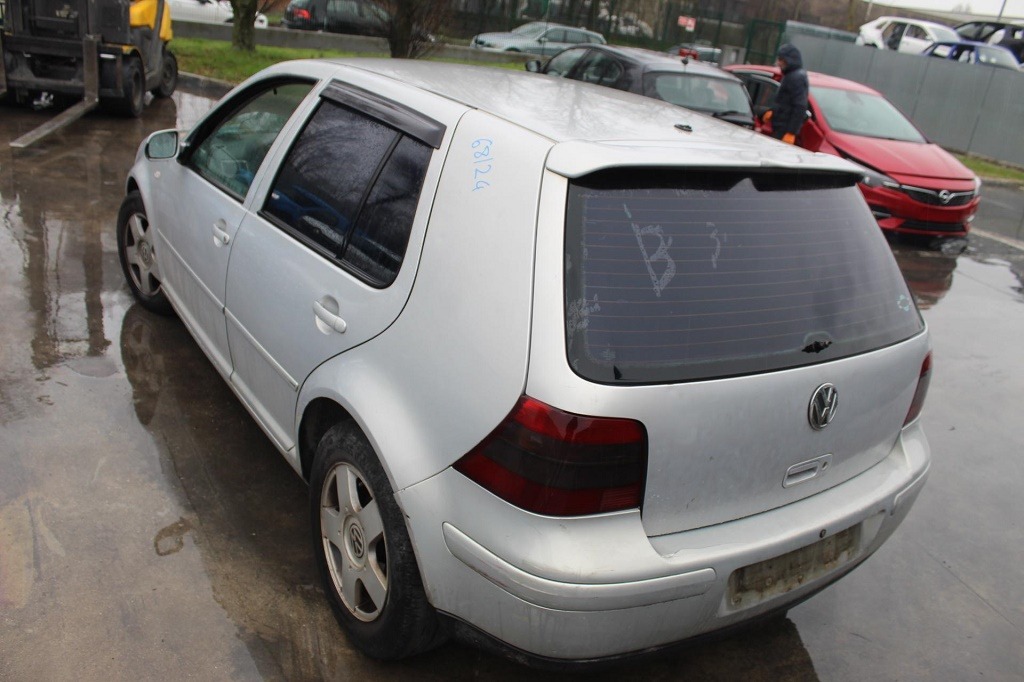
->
527 44 755 128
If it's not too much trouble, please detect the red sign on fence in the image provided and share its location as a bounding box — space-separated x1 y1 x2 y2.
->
678 16 696 31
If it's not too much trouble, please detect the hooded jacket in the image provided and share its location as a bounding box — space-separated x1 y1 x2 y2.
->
771 44 809 139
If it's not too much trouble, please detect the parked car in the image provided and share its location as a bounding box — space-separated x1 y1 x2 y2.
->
921 40 1021 70
527 45 754 127
605 12 653 38
471 21 605 54
167 0 268 28
118 58 932 664
856 16 959 52
727 65 981 238
667 41 723 65
955 20 1024 63
282 0 387 34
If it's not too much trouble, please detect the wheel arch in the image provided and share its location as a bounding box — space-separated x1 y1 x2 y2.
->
298 397 355 482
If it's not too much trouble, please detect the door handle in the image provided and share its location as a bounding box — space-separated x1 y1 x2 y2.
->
213 219 231 246
313 299 347 334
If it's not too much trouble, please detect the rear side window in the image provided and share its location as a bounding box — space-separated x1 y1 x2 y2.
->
264 101 432 287
564 170 924 384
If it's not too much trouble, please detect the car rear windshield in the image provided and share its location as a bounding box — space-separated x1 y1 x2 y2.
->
646 74 751 116
565 170 924 384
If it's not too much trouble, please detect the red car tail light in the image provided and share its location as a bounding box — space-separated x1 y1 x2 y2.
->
454 396 647 516
293 8 311 19
904 353 932 426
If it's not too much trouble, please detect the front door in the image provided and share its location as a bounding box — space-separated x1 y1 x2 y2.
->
152 80 314 376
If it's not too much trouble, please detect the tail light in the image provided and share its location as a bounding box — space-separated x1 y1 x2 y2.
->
904 353 932 426
454 396 647 516
293 8 311 19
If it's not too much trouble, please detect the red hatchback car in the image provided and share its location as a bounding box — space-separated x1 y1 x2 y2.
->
726 66 980 238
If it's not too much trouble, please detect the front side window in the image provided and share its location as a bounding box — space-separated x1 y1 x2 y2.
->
545 47 588 76
264 100 433 287
576 52 623 86
189 82 313 200
564 170 923 384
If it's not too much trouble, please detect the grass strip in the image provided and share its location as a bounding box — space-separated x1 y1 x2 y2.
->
955 154 1024 186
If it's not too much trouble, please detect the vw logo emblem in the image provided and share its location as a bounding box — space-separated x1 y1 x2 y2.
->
809 384 839 430
938 190 953 205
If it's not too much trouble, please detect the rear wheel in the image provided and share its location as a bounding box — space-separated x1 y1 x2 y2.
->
153 49 178 98
310 424 444 660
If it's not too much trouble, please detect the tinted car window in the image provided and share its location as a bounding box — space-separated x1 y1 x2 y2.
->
564 170 923 384
344 136 432 284
577 53 623 86
189 83 313 200
264 101 432 287
545 47 588 76
648 74 751 114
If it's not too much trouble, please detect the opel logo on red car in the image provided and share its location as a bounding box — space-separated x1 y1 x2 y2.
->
809 384 839 430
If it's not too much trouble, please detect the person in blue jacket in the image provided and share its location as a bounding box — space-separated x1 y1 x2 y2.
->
766 43 809 144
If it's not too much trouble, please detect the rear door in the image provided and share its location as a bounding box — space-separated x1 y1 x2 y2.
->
223 82 447 451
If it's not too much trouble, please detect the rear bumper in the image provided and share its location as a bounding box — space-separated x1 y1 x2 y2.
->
397 422 930 660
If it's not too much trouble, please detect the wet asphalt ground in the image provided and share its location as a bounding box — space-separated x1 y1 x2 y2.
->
1 85 1023 681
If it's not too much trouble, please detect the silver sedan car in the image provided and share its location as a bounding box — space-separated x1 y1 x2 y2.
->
117 59 931 664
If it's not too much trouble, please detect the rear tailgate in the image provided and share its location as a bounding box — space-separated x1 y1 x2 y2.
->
528 163 928 537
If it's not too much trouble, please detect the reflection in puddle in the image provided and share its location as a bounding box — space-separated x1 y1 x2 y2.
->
890 245 957 311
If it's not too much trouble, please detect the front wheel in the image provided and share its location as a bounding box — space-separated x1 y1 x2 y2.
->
117 192 174 315
110 56 145 117
310 424 444 660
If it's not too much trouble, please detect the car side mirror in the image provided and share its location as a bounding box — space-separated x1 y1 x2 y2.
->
145 130 180 160
525 60 542 73
538 37 547 43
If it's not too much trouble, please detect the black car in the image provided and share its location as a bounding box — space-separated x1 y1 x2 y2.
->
282 0 388 34
526 45 754 128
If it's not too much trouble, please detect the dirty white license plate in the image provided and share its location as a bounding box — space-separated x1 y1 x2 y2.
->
726 524 862 610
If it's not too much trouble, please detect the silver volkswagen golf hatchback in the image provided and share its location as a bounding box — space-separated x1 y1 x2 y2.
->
117 59 932 665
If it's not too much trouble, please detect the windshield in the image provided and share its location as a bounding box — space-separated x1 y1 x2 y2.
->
647 74 752 115
811 86 925 143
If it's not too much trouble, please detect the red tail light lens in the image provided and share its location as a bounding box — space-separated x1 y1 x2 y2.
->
294 8 311 19
904 353 932 426
454 397 647 516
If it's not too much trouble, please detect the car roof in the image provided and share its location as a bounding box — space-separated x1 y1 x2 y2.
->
579 44 739 79
874 15 952 29
251 59 859 178
727 64 880 95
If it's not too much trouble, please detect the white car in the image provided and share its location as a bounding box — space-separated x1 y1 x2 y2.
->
117 59 932 664
857 15 959 53
167 0 269 28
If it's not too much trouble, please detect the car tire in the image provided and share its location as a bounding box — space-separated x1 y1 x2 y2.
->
117 192 174 316
310 424 445 660
153 49 178 98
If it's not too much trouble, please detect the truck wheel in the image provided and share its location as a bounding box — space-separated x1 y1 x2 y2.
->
310 424 445 660
117 192 174 315
153 50 178 98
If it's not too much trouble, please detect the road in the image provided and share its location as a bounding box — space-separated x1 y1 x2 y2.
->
1 87 1022 681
